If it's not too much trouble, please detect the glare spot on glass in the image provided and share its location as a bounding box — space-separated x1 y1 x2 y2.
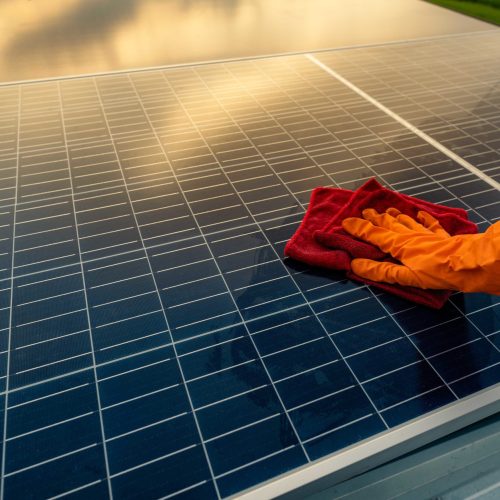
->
0 0 491 81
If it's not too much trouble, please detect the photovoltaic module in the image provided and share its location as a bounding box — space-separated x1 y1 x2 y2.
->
0 31 498 499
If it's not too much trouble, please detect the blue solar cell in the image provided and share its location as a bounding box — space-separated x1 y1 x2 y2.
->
431 339 500 383
176 323 245 356
451 364 500 398
217 446 306 498
264 337 339 381
305 413 386 461
382 386 456 427
4 445 107 499
411 317 482 357
290 385 377 441
181 336 255 380
468 304 500 336
348 338 424 382
252 315 325 356
6 412 101 474
206 413 300 476
111 445 214 499
102 385 191 439
106 413 199 476
395 302 461 334
197 385 282 440
335 317 404 356
188 361 270 409
364 362 449 410
98 354 181 408
277 360 355 409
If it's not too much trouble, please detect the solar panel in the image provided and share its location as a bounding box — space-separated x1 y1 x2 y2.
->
0 31 499 499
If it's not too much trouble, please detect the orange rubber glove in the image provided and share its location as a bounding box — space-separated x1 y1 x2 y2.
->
342 208 500 295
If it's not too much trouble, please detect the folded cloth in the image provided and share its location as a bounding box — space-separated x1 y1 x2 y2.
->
284 178 478 309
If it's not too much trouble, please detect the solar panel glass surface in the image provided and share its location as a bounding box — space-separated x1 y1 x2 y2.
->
0 30 498 499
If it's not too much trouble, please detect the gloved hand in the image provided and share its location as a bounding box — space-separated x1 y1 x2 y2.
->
342 207 500 295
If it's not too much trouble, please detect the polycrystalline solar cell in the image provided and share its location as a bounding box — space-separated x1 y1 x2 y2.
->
0 33 499 499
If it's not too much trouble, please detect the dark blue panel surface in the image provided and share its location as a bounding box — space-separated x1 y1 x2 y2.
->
0 33 499 499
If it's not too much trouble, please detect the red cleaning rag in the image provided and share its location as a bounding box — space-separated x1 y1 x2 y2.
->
284 178 478 309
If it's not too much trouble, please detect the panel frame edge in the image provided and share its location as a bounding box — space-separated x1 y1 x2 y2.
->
234 382 500 499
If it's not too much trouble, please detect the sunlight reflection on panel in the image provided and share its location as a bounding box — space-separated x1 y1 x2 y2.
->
0 0 491 81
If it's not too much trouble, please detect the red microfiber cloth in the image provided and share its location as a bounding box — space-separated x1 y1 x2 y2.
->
284 178 478 309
